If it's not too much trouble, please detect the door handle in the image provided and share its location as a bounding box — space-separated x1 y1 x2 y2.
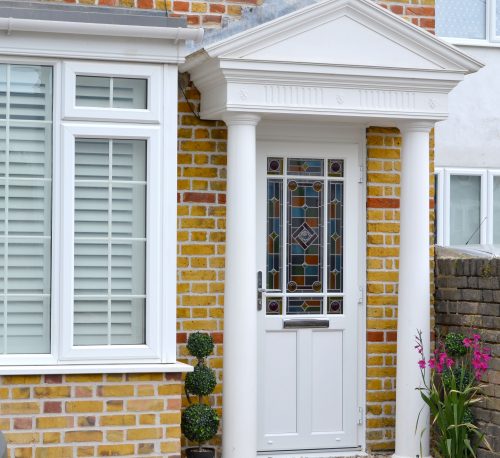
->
257 271 263 311
257 271 276 311
283 319 330 329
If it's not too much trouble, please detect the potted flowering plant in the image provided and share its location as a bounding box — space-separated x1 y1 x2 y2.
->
415 330 492 458
181 332 220 458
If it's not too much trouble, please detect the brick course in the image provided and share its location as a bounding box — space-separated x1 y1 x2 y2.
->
435 255 500 458
0 373 182 458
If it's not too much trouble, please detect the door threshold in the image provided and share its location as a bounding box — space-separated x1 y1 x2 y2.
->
257 450 367 458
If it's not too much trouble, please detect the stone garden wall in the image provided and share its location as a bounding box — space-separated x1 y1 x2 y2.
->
435 250 500 458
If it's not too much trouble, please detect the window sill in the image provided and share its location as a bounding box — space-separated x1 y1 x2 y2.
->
0 362 193 375
442 37 500 48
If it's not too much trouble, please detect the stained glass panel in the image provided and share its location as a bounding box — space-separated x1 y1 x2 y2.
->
267 179 283 290
287 180 323 293
287 158 323 176
267 157 283 175
328 159 344 178
266 297 282 315
328 182 343 292
328 297 343 315
287 297 323 315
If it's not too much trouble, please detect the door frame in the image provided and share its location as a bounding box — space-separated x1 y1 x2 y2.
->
255 120 367 454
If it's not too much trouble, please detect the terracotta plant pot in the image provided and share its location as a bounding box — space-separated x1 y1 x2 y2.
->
185 447 215 458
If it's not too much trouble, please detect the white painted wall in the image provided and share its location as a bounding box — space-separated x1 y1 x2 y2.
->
435 46 500 168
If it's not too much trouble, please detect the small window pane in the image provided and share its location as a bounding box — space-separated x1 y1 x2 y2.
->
493 176 500 244
76 76 147 109
450 175 481 245
75 76 110 108
436 0 486 39
74 139 146 346
112 78 147 109
0 64 52 355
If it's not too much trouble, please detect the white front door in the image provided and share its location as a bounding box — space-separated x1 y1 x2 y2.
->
257 140 360 453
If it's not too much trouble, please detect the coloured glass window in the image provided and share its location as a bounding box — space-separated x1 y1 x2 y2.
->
266 157 344 316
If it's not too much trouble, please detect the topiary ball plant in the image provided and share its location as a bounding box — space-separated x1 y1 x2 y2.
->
182 332 219 458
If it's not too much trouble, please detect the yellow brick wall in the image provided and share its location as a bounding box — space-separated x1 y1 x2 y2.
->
365 127 435 453
0 373 182 458
17 0 437 456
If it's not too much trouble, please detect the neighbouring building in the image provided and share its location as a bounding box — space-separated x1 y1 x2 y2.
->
0 1 488 458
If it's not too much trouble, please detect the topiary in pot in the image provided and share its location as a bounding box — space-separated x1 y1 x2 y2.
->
182 332 219 458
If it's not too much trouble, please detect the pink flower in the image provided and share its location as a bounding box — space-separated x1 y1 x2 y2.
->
418 360 426 369
428 358 436 370
445 358 454 369
463 338 472 347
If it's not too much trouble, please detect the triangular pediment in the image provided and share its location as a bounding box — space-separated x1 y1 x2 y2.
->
198 0 481 73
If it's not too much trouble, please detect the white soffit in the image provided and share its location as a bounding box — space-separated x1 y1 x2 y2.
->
182 0 483 121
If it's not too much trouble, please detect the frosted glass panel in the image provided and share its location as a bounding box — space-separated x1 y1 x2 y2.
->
450 175 481 245
74 139 146 346
0 64 52 354
436 0 486 39
493 177 500 244
497 1 500 36
76 76 147 109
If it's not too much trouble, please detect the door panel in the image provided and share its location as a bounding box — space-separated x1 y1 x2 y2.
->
263 331 298 435
257 141 359 453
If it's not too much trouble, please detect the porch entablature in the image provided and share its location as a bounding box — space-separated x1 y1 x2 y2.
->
182 0 482 121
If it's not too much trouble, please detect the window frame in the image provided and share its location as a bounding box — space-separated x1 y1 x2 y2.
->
438 0 500 47
436 168 489 246
59 124 162 363
0 56 179 367
63 61 162 123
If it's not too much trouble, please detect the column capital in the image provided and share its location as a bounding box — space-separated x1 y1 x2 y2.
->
222 112 261 127
397 120 435 133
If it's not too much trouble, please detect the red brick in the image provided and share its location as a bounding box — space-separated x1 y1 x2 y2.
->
44 402 62 414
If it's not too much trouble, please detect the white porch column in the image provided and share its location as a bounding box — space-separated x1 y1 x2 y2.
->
394 122 433 458
222 113 261 458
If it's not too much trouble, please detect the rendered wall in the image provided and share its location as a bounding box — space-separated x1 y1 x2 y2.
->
436 46 500 168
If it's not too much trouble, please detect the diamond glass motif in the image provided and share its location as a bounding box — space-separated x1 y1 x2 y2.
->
267 180 282 290
287 179 323 293
287 297 323 315
292 222 318 250
328 182 343 292
287 158 324 176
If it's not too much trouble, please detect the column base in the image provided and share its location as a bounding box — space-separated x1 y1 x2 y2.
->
392 455 432 458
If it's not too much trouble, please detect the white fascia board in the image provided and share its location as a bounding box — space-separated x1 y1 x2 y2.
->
196 0 482 74
0 18 204 64
0 17 202 42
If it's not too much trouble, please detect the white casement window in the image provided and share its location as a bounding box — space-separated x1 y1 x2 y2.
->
434 167 500 246
0 60 178 368
436 0 500 45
